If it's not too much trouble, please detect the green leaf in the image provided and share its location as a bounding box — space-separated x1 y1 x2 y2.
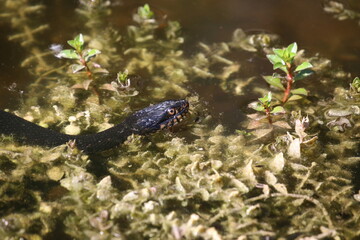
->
67 40 76 49
248 101 265 112
286 42 298 55
75 33 84 45
273 48 285 57
272 63 288 74
57 49 80 59
70 64 85 73
266 54 285 65
351 77 360 92
138 4 154 19
287 95 303 101
117 70 129 83
259 92 272 106
84 49 101 62
294 69 314 81
279 65 288 74
291 88 308 96
253 104 265 112
263 76 285 90
295 62 313 72
281 42 297 61
273 62 285 70
353 77 360 84
67 34 84 51
271 106 286 114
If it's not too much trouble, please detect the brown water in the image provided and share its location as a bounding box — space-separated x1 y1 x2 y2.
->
0 0 360 126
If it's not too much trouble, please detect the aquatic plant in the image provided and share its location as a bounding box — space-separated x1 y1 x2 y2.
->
0 0 51 74
323 76 360 134
245 43 313 138
100 70 139 97
351 76 360 93
246 92 290 140
324 1 360 24
124 4 189 100
77 0 112 29
136 3 154 22
76 0 123 69
190 28 279 95
56 33 103 90
263 42 313 103
248 92 286 124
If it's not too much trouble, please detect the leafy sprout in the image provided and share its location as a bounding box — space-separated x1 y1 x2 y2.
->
55 33 106 93
250 92 285 124
137 4 154 20
116 70 130 88
57 33 101 77
263 42 313 103
350 77 360 93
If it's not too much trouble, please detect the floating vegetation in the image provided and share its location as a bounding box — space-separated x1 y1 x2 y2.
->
324 1 360 24
0 0 51 75
0 1 360 240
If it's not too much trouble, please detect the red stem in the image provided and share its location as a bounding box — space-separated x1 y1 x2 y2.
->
265 107 272 124
78 52 101 103
282 68 293 103
79 57 93 80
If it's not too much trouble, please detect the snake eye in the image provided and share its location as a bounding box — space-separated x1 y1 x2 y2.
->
167 108 176 115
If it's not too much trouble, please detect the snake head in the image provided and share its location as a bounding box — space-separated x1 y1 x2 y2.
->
131 99 189 134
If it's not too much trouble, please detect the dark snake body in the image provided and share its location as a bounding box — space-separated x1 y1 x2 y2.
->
0 100 189 153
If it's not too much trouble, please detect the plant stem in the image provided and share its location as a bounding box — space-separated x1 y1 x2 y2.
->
78 51 101 103
282 69 293 103
79 55 93 81
265 107 272 124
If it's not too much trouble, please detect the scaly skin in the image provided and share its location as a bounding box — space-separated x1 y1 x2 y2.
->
0 100 189 153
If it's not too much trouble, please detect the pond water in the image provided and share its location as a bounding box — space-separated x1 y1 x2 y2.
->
0 0 359 239
1 0 360 114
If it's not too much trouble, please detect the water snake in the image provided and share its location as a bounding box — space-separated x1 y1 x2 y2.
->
0 99 189 153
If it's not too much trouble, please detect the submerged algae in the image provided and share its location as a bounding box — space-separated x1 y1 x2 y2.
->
0 0 360 239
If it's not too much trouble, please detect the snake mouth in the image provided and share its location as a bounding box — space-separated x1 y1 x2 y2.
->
159 101 189 130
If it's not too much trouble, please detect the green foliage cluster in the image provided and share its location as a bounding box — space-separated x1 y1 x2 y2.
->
58 33 102 76
249 43 313 125
264 42 312 102
137 4 154 20
351 76 360 93
0 1 359 240
251 92 285 124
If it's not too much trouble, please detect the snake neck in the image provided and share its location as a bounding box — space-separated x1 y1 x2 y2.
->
73 122 134 153
0 110 71 147
0 99 189 153
0 110 135 153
